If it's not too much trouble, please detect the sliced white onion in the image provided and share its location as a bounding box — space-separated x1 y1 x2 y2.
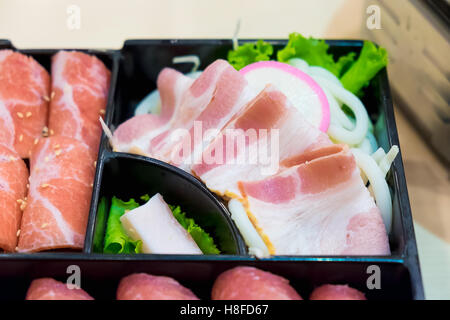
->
378 145 399 177
315 77 369 145
308 65 342 86
287 58 309 73
228 199 270 258
372 147 386 164
351 148 392 233
172 55 200 73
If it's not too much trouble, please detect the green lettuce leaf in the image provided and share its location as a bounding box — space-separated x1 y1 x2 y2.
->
169 204 220 255
277 32 356 77
93 197 108 253
103 197 142 254
340 40 388 95
228 40 273 70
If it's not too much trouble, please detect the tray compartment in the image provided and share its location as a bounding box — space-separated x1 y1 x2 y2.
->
0 257 412 300
85 153 246 255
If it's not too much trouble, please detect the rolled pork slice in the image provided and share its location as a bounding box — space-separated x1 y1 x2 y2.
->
0 50 50 158
309 284 366 300
211 266 302 300
26 278 94 300
17 136 95 252
120 193 202 254
49 51 110 154
0 146 28 252
117 273 199 300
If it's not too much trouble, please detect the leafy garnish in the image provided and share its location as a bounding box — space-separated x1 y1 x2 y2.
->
340 40 388 95
169 204 220 255
228 40 274 70
93 197 108 253
103 197 142 254
277 32 355 77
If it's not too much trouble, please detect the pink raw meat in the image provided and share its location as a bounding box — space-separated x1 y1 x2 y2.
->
49 51 110 154
0 50 50 158
238 144 390 255
117 273 199 300
192 85 331 198
212 266 302 300
26 278 93 300
309 284 366 300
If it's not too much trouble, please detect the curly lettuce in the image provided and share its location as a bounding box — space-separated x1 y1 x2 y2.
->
228 40 273 70
340 40 388 95
103 197 142 254
277 32 356 77
169 204 220 255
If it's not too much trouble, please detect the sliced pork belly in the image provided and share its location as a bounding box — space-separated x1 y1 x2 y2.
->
309 284 366 300
0 146 28 252
117 273 199 300
192 85 331 198
112 68 194 156
0 50 50 158
17 136 95 252
238 144 390 255
120 193 202 254
212 267 302 300
26 278 93 300
49 51 110 154
157 60 256 169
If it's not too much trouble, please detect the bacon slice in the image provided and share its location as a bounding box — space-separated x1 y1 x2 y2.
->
156 60 256 170
26 278 93 300
0 146 28 252
49 51 110 154
17 136 95 252
192 85 331 198
212 266 302 300
238 144 390 255
0 50 50 158
309 284 366 300
112 68 194 156
117 273 199 300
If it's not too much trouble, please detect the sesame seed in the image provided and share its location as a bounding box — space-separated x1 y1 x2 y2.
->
51 91 55 99
34 138 39 145
16 229 20 237
99 109 106 115
20 201 27 211
43 95 50 102
19 134 23 142
42 126 49 137
50 129 54 135
26 184 30 189
17 112 24 118
26 112 32 118
94 161 97 167
15 247 19 251
9 156 16 161
16 199 23 203
53 144 60 149
90 183 93 187
55 149 61 156
41 183 49 188
44 156 49 162
41 223 48 228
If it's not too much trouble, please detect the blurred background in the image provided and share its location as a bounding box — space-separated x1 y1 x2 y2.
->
0 0 449 299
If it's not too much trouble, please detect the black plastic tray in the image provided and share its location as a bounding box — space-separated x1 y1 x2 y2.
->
0 39 424 300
